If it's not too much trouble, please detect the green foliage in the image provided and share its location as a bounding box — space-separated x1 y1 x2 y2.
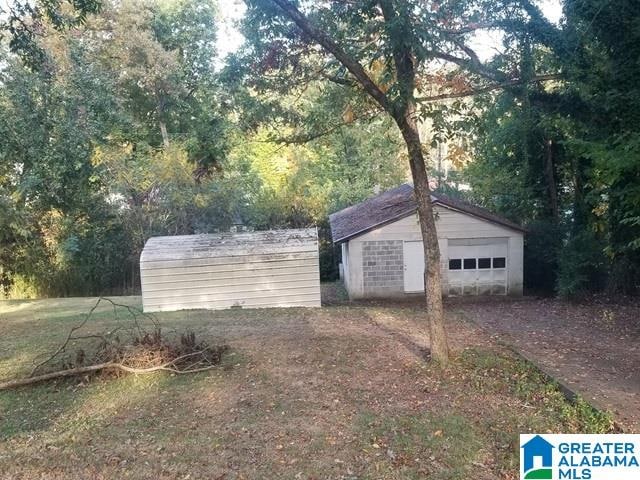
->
464 0 640 296
0 0 408 295
5 0 639 297
224 118 406 280
0 0 236 297
523 221 563 293
556 231 608 299
1 0 102 70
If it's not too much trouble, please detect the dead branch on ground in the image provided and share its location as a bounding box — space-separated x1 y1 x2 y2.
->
0 348 228 391
1 297 228 391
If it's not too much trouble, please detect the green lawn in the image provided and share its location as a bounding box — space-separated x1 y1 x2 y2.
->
0 294 613 479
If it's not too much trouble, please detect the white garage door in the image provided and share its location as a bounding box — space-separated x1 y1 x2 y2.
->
447 239 508 296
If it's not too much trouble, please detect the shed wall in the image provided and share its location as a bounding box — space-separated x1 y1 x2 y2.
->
141 230 321 312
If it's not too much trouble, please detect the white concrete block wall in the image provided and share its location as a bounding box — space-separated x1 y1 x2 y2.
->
361 240 404 296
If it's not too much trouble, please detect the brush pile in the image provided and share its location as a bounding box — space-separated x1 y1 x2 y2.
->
0 298 229 391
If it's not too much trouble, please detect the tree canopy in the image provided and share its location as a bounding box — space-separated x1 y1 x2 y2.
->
0 0 405 297
0 0 639 308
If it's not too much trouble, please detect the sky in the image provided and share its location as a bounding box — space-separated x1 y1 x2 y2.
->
217 0 248 59
215 0 564 62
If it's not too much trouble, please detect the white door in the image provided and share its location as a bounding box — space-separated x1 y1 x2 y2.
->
447 242 508 295
403 241 424 292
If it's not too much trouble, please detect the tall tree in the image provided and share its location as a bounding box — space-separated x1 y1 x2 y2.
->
238 0 557 362
465 0 640 297
562 0 640 293
0 0 239 297
1 0 101 69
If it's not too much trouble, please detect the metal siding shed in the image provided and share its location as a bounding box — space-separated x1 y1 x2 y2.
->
140 228 321 312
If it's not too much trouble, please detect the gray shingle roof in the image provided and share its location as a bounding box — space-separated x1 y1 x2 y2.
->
329 184 525 243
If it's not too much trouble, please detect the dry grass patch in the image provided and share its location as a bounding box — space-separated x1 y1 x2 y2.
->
0 293 613 479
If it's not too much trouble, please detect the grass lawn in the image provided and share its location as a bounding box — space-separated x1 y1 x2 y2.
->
0 291 613 479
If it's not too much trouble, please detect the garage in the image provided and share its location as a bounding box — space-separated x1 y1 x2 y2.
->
329 184 525 299
401 238 509 296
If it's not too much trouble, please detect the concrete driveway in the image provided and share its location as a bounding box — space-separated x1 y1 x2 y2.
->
453 297 640 432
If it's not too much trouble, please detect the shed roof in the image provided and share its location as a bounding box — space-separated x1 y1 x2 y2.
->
329 184 524 243
141 228 318 262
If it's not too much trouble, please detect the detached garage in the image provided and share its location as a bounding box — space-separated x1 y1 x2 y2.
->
140 228 321 312
329 184 525 299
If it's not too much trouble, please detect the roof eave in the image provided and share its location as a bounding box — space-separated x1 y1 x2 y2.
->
333 201 525 244
432 201 527 233
331 208 417 244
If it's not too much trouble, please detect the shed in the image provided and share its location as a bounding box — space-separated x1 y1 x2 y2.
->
329 184 525 299
140 228 321 312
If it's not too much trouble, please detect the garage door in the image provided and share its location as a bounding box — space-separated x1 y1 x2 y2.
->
447 239 508 296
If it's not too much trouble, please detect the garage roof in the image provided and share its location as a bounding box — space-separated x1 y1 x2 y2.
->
329 184 525 243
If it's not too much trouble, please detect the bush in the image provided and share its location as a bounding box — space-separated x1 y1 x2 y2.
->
1 274 41 299
318 221 340 281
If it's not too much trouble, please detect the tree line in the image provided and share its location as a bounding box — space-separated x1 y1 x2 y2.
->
0 0 405 297
465 0 640 296
1 0 639 311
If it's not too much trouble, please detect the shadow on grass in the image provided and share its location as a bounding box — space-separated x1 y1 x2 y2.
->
0 348 242 443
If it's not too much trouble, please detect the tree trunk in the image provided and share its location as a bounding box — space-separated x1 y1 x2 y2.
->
544 138 559 221
156 91 170 148
265 0 449 362
395 103 450 363
572 156 590 232
159 118 170 148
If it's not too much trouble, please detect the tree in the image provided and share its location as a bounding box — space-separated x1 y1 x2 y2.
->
561 0 640 293
237 0 558 362
0 0 240 297
1 0 411 298
1 0 101 69
464 0 640 297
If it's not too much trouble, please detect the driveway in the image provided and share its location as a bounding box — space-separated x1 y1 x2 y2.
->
453 297 640 432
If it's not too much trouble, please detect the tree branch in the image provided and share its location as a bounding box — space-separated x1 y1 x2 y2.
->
378 0 415 115
29 297 103 376
1 351 218 391
268 0 392 112
415 73 562 103
438 21 497 35
269 108 380 144
320 71 357 87
520 0 564 52
427 49 508 83
272 122 350 144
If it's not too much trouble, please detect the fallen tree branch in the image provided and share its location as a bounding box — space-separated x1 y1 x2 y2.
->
30 297 162 377
1 350 219 391
29 297 103 376
3 298 229 391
